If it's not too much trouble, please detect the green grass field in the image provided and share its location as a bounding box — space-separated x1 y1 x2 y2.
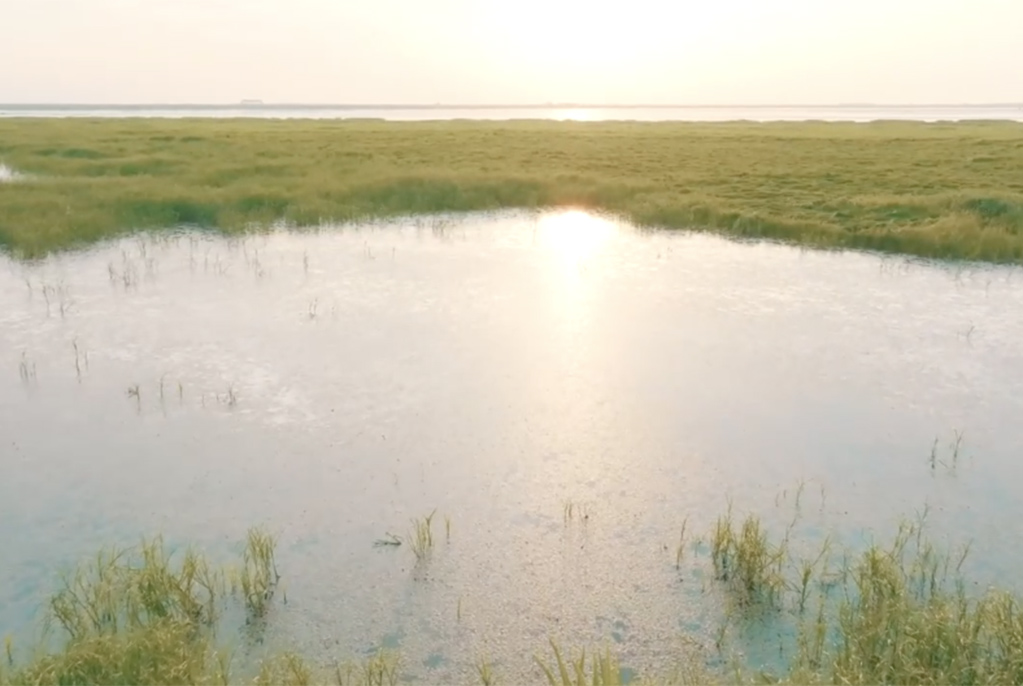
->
1 118 1022 260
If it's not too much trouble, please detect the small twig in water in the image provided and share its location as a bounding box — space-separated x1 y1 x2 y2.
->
127 384 141 411
72 339 82 380
951 430 965 469
373 533 402 548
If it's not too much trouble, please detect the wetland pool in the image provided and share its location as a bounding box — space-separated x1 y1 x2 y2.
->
2 210 1023 681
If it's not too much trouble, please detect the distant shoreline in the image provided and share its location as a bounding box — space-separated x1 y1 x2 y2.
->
2 102 1023 110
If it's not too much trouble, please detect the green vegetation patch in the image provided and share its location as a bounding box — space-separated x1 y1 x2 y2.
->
1 118 1022 260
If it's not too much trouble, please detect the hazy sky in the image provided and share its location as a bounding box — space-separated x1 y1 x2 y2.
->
2 0 1021 104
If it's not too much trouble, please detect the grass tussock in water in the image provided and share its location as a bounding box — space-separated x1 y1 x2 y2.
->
783 524 1023 685
233 528 280 619
407 510 437 563
705 509 1023 686
0 529 272 685
711 507 788 610
1 119 1022 261
535 640 629 686
4 512 1023 685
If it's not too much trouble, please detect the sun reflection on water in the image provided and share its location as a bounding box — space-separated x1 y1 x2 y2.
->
537 209 615 271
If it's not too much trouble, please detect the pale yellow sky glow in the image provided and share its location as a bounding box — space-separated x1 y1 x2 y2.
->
2 0 1020 104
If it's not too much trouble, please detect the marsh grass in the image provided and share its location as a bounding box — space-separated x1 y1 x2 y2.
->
0 527 341 686
535 640 623 686
408 510 437 563
2 536 232 686
675 517 689 570
476 654 497 685
6 509 1023 685
333 651 399 686
929 430 968 473
2 119 1023 262
48 539 223 640
235 528 280 620
710 508 788 609
2 619 232 686
255 652 312 686
785 521 1023 685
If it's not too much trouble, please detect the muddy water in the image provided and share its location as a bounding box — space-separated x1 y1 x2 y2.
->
2 210 1023 681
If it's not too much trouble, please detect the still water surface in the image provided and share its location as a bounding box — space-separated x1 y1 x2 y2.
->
2 211 1023 680
3 104 1023 122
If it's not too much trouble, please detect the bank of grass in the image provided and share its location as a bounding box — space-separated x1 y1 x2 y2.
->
1 118 1022 260
4 511 1023 685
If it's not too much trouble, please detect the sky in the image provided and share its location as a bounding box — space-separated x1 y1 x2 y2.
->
1 0 1021 105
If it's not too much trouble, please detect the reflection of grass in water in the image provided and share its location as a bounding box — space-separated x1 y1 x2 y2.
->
4 505 1023 685
2 119 1023 262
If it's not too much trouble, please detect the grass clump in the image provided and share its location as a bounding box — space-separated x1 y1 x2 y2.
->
786 521 1023 685
476 654 497 685
254 652 312 686
535 639 624 686
3 620 231 686
408 510 437 563
0 528 407 686
710 508 787 609
235 527 280 619
2 119 1023 261
333 651 400 686
1 534 240 685
48 538 222 639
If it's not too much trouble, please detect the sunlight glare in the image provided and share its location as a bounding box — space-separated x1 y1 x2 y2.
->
538 210 615 268
551 109 594 122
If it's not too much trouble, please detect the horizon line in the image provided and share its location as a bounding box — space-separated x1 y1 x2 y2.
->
2 102 1022 109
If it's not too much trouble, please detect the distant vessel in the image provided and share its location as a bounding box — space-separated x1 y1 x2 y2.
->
240 99 264 105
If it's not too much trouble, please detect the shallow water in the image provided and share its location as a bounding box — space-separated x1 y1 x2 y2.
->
2 210 1023 681
3 104 1023 122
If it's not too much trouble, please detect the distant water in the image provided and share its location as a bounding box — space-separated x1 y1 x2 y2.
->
2 104 1023 122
